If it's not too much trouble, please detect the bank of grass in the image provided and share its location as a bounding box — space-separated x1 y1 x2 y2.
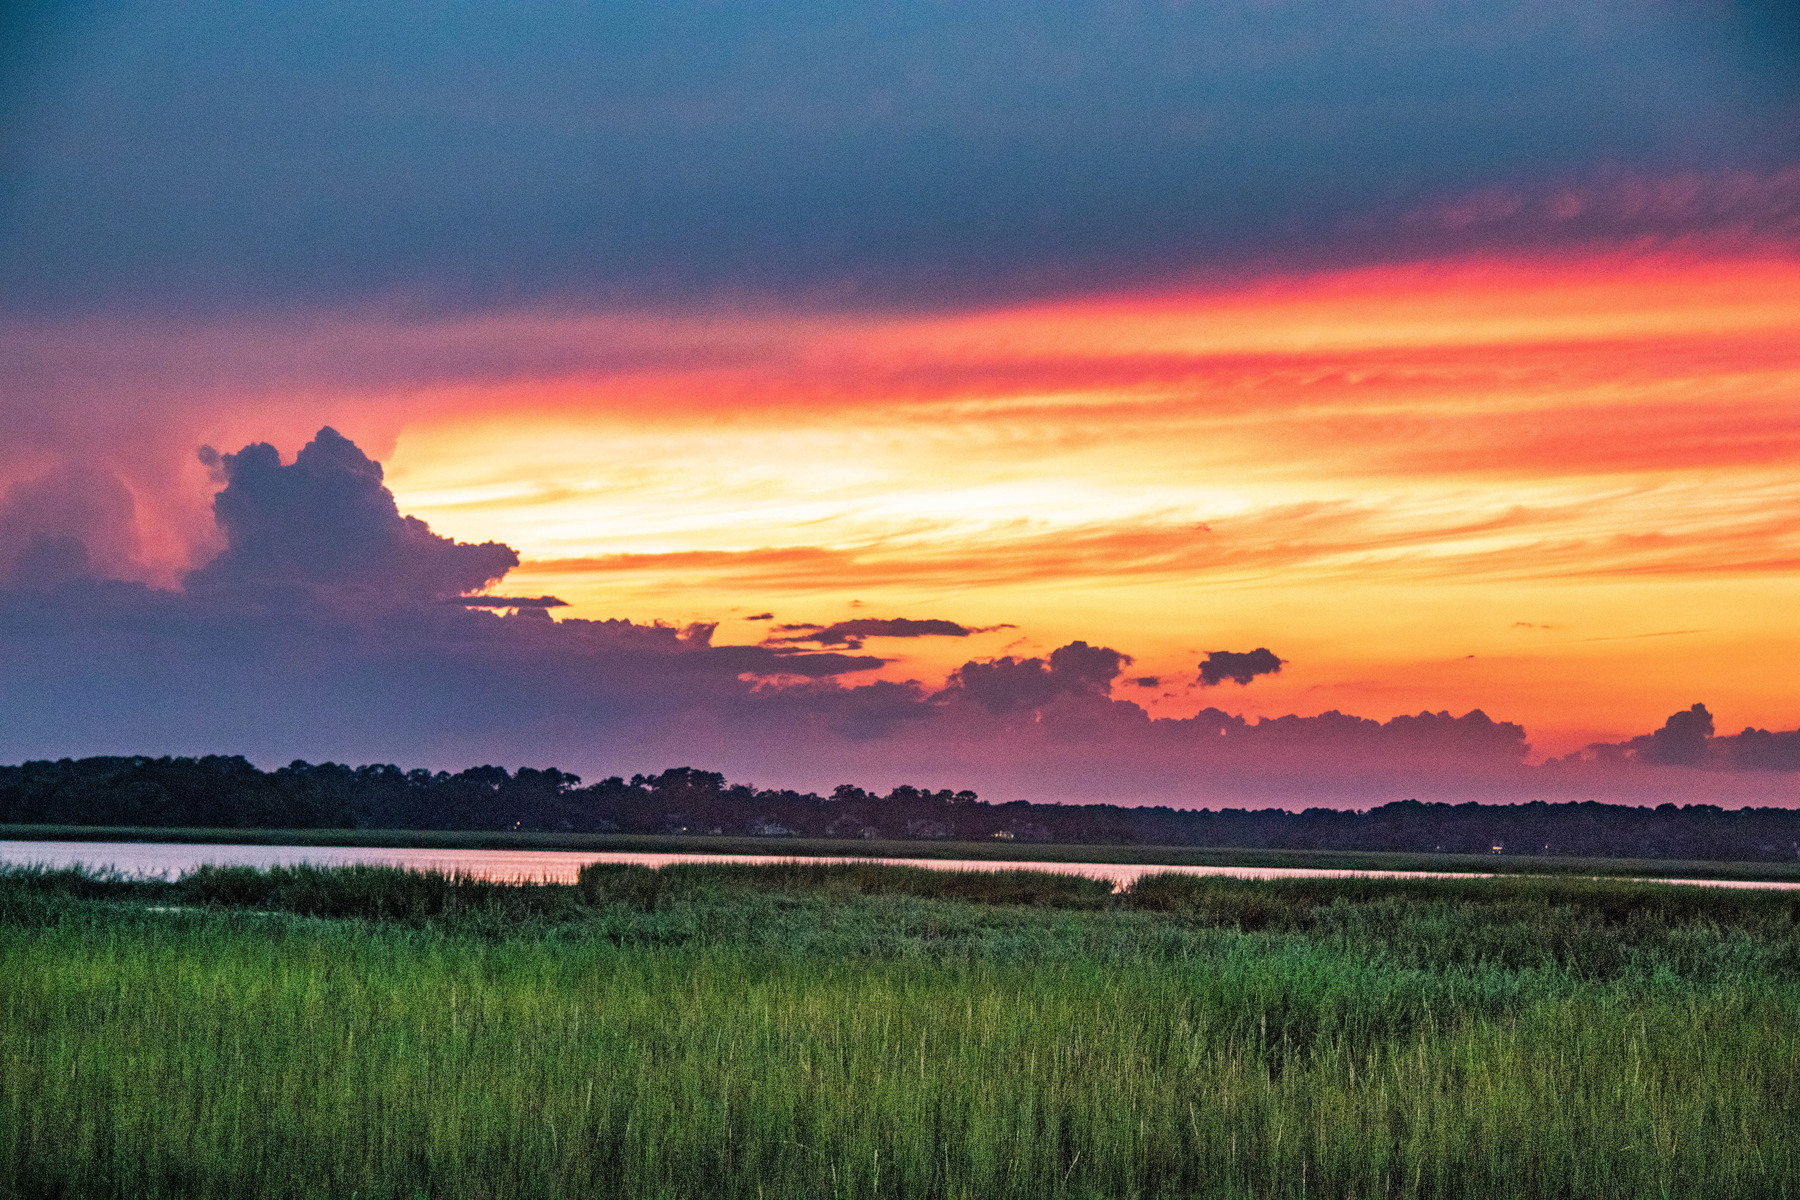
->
10 822 1800 882
2 862 1798 1198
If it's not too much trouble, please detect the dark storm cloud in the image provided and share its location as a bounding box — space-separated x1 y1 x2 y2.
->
1198 648 1284 687
2 1 1796 314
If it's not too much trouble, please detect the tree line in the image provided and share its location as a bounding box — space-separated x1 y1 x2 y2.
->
3 754 1799 861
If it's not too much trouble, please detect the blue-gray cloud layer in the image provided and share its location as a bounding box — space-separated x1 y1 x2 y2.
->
3 1 1796 313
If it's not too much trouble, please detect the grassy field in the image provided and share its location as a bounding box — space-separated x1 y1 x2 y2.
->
2 861 1799 1198
8 822 1800 882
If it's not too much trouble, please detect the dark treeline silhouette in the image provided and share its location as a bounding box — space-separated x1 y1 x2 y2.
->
4 755 1800 862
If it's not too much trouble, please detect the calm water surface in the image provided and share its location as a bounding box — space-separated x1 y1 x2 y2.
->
3 840 1798 891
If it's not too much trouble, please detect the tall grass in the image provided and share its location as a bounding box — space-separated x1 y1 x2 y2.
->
1 863 1797 1198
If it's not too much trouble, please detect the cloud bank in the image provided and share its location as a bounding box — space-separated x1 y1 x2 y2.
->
2 429 1797 808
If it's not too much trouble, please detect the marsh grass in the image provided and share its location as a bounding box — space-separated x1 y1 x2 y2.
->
577 860 1116 911
1 862 1798 1198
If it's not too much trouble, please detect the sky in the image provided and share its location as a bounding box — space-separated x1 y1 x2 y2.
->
2 0 1798 806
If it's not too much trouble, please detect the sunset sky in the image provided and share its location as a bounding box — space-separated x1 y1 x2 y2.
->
2 1 1798 804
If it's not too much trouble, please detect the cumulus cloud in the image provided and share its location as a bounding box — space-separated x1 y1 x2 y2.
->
1198 648 1284 687
1563 703 1800 775
1638 702 1715 767
189 428 517 600
943 641 1130 715
1720 726 1800 772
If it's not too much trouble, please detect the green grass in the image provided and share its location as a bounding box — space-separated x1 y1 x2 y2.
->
9 822 1800 882
2 862 1798 1198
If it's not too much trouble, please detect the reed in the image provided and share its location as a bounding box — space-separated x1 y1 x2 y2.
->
1 862 1796 1198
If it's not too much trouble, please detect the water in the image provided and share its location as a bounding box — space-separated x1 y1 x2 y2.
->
3 840 1799 891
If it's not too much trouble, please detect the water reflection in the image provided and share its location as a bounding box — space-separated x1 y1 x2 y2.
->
3 840 1797 891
